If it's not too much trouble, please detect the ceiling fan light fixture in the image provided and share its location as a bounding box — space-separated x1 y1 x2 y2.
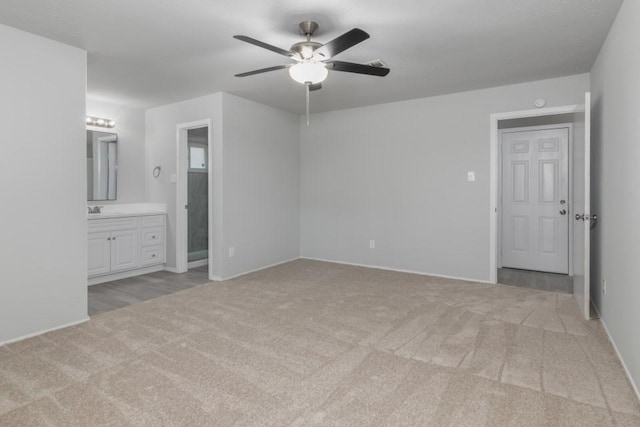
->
289 62 328 84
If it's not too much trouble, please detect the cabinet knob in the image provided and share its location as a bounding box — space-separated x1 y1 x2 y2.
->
152 254 156 258
107 237 111 241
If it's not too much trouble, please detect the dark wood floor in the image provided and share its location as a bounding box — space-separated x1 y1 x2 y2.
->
88 266 210 316
497 267 572 294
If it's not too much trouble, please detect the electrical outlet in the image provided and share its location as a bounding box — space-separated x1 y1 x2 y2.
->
467 171 476 182
369 240 375 249
602 278 607 295
228 247 235 258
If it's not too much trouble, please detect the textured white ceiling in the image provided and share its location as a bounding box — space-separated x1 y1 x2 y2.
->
0 0 622 114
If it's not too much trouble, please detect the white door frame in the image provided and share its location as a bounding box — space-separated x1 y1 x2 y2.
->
489 104 584 283
498 123 574 275
176 119 213 274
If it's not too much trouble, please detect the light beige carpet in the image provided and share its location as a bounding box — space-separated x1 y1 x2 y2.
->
1 259 639 426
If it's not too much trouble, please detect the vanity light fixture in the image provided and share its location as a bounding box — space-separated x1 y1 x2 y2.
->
86 115 116 128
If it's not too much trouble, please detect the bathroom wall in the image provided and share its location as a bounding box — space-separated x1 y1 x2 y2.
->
87 98 146 204
145 92 224 275
145 92 299 280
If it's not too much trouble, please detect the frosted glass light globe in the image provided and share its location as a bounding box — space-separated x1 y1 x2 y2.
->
289 62 328 84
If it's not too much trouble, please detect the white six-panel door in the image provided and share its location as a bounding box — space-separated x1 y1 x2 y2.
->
501 127 570 274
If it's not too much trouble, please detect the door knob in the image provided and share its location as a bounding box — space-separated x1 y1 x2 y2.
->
576 213 584 220
560 200 566 205
559 209 567 215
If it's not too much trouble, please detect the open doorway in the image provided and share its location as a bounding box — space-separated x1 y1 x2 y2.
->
186 127 209 268
497 120 574 293
176 119 213 275
489 96 593 319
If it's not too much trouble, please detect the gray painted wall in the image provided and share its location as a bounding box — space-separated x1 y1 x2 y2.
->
145 93 299 279
146 93 224 275
0 24 87 342
590 0 640 396
300 74 589 282
221 93 300 278
86 98 146 204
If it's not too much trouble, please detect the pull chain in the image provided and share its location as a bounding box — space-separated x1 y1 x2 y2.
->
306 82 310 126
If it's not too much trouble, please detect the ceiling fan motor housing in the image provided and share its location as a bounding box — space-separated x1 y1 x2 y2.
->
290 41 323 59
298 21 319 37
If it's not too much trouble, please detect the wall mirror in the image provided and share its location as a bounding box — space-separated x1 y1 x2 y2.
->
87 130 117 201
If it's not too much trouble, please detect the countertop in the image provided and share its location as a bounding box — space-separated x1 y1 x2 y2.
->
87 203 167 220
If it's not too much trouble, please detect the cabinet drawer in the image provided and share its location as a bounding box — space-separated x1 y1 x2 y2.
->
88 217 138 232
141 215 165 227
140 245 164 266
140 227 164 247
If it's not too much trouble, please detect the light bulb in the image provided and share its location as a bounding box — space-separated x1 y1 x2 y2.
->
300 46 314 59
108 120 116 127
289 62 328 84
86 116 93 124
96 119 105 126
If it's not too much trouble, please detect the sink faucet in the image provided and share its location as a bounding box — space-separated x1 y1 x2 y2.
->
88 206 103 214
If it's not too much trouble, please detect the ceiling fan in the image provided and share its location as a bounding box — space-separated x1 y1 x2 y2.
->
233 21 390 123
234 21 390 89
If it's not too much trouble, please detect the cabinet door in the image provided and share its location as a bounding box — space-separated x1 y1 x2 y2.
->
88 231 111 277
110 229 139 272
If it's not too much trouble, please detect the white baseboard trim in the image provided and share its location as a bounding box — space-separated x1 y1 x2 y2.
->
188 259 208 269
163 266 180 273
215 257 300 282
592 304 640 404
300 257 493 284
89 265 165 285
1 317 90 346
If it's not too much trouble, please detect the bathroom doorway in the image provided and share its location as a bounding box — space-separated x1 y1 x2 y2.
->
187 127 209 268
175 118 213 276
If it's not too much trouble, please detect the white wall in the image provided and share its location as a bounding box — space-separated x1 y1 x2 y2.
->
590 0 640 396
221 93 300 278
87 98 146 204
300 74 589 282
0 24 87 343
146 93 224 275
145 92 299 279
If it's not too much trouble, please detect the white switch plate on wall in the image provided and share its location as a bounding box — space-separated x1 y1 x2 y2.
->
228 247 235 258
467 171 476 181
369 240 375 249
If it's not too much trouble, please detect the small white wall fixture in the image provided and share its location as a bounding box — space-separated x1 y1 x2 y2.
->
176 119 213 274
489 104 583 284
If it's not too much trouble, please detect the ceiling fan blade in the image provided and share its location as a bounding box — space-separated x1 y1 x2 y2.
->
326 60 390 77
233 35 296 58
234 65 288 77
313 28 370 59
308 83 322 91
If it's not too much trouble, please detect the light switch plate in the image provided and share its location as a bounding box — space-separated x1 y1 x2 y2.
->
169 173 177 184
